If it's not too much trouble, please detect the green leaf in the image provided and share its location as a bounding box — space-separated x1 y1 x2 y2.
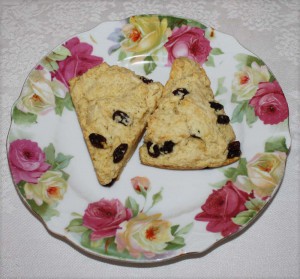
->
66 218 88 233
60 170 70 181
231 101 247 123
52 153 73 171
205 55 215 67
234 53 265 69
125 197 139 217
27 199 59 221
144 56 157 75
265 136 289 153
17 181 26 196
53 45 71 57
49 59 59 71
90 238 104 249
245 104 258 126
176 223 193 235
118 50 127 61
269 72 276 82
171 235 185 245
55 94 74 116
215 77 227 96
209 179 228 189
152 188 163 207
245 198 266 211
165 242 185 250
224 158 248 181
232 210 257 225
81 229 92 248
165 236 185 250
43 143 56 165
158 16 188 29
66 218 83 227
47 52 68 61
186 19 207 30
12 106 37 125
211 48 224 55
170 225 180 236
40 57 58 72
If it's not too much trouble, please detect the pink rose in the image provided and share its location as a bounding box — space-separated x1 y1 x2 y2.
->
164 25 212 66
53 37 103 88
8 139 50 184
195 181 251 237
249 81 289 125
83 198 132 241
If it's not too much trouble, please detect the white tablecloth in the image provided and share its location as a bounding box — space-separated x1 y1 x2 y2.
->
1 0 299 278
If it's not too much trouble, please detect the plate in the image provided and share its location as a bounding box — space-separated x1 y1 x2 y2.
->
7 14 291 264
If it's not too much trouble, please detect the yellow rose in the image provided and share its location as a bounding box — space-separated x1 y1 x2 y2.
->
17 69 67 115
120 15 170 55
236 152 286 197
115 213 174 258
24 170 68 205
232 62 270 102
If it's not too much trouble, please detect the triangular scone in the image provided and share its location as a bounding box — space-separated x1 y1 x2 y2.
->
70 63 163 186
139 57 241 169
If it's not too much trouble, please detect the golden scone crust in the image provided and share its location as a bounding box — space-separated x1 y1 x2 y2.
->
139 57 241 169
70 63 163 185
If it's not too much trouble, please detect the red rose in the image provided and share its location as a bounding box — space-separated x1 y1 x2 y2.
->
164 25 212 66
195 181 251 237
83 198 132 241
249 81 288 125
53 37 103 88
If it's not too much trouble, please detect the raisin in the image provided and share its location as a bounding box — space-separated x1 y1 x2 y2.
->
89 133 106 148
160 141 175 154
227 141 241 158
209 101 224 111
113 143 128 163
217 115 230 124
139 76 153 84
146 142 160 158
172 88 189 100
103 178 117 187
113 110 131 126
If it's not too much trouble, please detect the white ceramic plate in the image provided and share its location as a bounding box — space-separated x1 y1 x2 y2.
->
7 15 291 264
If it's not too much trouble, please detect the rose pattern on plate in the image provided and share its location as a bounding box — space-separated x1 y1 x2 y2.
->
195 181 252 237
12 37 104 125
8 140 73 221
107 15 223 74
249 81 289 125
51 37 103 88
164 25 212 66
195 136 289 236
8 139 51 184
66 176 193 259
83 199 133 241
231 54 289 126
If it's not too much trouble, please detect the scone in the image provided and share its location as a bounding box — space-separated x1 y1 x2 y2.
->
139 57 241 169
70 63 163 186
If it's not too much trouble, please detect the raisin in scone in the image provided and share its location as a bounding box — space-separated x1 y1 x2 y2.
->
70 63 163 186
139 57 241 169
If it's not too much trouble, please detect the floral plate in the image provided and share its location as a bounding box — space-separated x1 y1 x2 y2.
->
7 15 291 264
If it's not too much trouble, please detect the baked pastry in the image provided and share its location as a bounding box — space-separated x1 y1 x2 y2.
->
70 63 163 186
139 57 241 169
